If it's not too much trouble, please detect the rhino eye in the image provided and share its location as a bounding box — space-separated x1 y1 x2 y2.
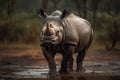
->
56 31 59 35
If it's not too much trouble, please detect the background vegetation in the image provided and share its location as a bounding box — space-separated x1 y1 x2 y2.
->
0 0 120 50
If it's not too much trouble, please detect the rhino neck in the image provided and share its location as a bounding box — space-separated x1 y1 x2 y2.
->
41 43 64 53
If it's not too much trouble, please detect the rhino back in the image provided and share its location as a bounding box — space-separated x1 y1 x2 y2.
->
62 14 93 51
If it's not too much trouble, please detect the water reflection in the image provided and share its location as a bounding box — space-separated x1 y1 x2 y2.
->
60 75 86 80
0 66 120 80
0 76 120 80
47 75 120 80
60 75 120 80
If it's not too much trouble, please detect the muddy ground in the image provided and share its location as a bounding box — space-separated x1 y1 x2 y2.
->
0 48 120 80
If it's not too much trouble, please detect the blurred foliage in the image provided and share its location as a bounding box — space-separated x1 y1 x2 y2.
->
96 12 120 50
0 12 43 44
0 0 120 50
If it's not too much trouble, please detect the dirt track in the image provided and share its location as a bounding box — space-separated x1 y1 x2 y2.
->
0 49 120 66
0 49 120 80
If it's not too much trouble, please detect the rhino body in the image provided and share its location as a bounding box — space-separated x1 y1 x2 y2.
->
37 9 93 76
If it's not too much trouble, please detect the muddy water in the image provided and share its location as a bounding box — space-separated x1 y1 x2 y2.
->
0 61 120 80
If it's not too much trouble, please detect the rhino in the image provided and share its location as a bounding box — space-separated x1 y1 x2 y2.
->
37 8 93 76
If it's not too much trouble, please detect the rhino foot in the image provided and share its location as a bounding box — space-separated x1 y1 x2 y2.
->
59 69 69 74
49 69 57 76
76 66 85 72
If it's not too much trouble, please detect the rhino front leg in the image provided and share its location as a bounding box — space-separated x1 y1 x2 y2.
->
59 45 75 74
68 56 74 71
76 49 86 72
41 46 57 76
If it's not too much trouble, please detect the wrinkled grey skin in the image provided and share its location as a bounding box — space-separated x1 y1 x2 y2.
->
37 9 93 76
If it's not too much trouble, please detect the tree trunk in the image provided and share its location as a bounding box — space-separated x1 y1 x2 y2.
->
7 0 14 16
71 0 82 17
42 0 49 10
72 0 87 18
51 0 61 9
92 0 99 27
82 0 87 18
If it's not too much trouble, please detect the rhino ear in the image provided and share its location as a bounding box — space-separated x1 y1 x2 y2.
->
60 9 71 19
36 8 47 19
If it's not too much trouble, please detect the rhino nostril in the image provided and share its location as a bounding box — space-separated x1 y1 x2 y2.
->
52 40 55 42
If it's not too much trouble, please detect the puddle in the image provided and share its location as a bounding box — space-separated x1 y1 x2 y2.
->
0 61 120 80
12 69 49 78
0 66 49 79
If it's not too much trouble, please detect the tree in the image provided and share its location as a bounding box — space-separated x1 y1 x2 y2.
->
71 0 87 18
97 0 120 50
97 13 120 50
82 0 87 18
51 0 61 9
91 0 100 27
7 0 14 16
42 0 49 10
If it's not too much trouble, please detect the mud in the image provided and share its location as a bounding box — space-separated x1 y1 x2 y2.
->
0 61 120 80
0 49 120 80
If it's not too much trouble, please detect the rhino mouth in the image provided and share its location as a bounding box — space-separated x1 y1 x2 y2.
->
40 35 58 44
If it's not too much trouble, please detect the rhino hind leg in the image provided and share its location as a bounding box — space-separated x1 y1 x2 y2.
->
76 49 86 72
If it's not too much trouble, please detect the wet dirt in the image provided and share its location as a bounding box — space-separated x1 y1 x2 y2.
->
0 49 120 80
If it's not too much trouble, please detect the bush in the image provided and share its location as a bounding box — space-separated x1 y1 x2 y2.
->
96 12 120 50
0 18 15 43
0 12 43 44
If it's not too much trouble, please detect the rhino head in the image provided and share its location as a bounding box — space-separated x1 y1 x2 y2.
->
37 8 70 45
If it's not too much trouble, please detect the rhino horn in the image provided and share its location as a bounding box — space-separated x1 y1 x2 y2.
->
45 23 54 36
